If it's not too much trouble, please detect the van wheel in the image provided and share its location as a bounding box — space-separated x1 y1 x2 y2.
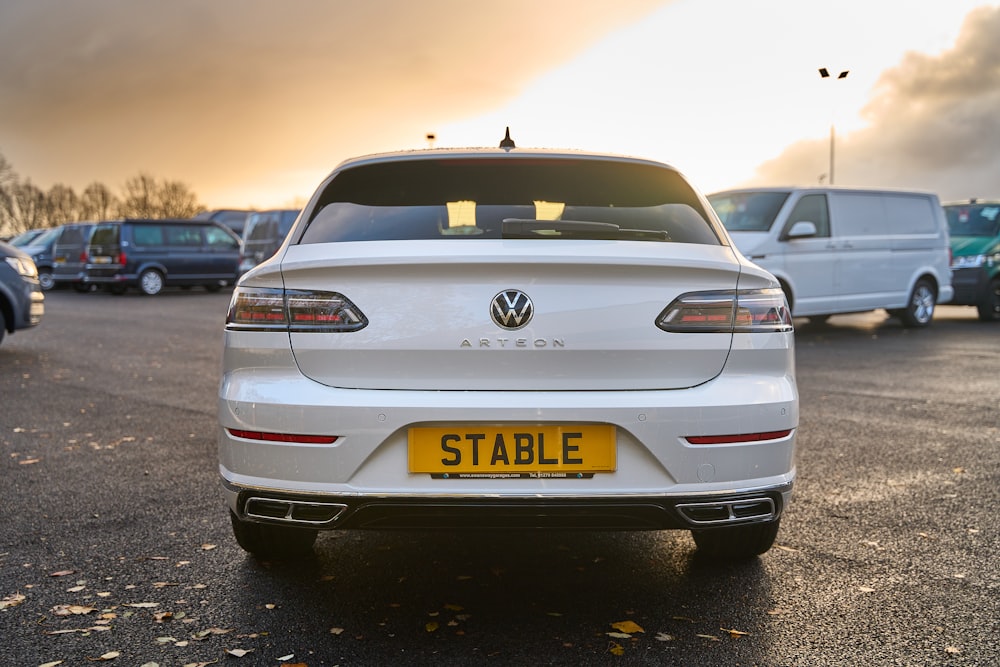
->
229 511 317 559
899 279 935 327
139 269 164 296
977 278 1000 322
691 520 780 561
38 270 55 291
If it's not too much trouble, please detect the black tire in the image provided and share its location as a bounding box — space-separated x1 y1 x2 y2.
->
139 269 164 296
899 278 936 327
691 520 780 561
229 511 317 559
976 278 1000 322
38 269 55 291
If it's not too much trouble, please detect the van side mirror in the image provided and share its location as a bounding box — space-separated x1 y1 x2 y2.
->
785 221 817 239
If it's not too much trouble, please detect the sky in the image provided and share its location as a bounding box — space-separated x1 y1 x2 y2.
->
0 0 998 210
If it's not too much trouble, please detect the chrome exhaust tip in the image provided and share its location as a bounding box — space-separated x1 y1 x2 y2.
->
675 497 776 526
244 497 347 527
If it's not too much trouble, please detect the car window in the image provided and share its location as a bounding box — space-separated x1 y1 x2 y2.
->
91 224 121 247
946 205 1000 237
165 225 203 246
709 192 790 232
133 225 164 246
301 158 721 245
782 194 830 237
205 225 239 249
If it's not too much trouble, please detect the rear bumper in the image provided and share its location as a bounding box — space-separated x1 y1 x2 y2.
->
224 481 792 531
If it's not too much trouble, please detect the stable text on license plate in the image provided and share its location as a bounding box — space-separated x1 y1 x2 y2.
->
408 424 616 479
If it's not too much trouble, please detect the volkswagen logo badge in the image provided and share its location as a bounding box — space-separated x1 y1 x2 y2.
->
491 290 533 330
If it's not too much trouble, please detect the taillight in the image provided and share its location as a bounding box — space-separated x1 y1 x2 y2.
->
685 430 793 445
117 251 127 265
656 288 792 333
79 250 88 263
226 286 368 332
227 428 338 444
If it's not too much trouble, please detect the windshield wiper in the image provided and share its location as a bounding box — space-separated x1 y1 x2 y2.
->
501 218 668 241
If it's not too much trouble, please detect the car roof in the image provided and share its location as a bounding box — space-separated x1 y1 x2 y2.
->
330 147 681 172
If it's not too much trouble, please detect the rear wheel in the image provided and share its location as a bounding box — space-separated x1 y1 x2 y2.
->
899 278 935 327
229 511 317 559
691 520 780 561
139 269 164 296
976 278 1000 322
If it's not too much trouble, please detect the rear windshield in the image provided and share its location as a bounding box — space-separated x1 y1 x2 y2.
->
945 204 1000 237
299 158 721 245
90 224 120 247
709 191 790 232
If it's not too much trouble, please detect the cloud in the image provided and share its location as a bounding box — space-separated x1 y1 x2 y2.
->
0 0 666 206
748 5 1000 200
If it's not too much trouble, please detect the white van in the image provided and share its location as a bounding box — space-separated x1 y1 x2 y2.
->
708 187 953 326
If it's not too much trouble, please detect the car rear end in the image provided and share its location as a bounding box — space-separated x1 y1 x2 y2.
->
82 222 126 289
219 149 798 560
52 223 96 291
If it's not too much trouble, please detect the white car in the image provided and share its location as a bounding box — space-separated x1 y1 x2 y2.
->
218 138 798 561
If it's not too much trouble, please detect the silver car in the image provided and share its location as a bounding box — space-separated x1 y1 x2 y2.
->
219 141 798 561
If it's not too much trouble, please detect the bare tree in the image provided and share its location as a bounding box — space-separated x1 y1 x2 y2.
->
11 181 46 233
80 182 118 221
0 153 19 234
45 183 79 226
116 173 159 218
158 179 202 218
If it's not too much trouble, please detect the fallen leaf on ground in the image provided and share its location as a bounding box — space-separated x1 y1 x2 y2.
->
39 662 63 667
225 648 253 657
87 651 120 661
655 632 675 641
722 627 750 638
50 570 75 577
425 621 439 632
201 544 217 551
0 593 26 609
124 602 159 608
945 646 961 654
329 627 344 635
52 604 97 616
608 642 625 656
697 634 721 642
192 627 233 640
611 620 644 634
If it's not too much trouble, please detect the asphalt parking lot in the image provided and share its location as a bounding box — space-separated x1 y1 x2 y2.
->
2 290 998 666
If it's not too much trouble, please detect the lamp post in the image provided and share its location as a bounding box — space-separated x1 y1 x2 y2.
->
818 67 848 185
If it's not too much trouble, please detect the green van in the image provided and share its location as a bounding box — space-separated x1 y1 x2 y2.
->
943 200 1000 321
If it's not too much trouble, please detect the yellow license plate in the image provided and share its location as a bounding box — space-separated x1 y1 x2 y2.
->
92 256 112 264
409 424 616 477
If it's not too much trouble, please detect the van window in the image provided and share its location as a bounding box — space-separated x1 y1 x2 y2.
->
206 226 239 248
166 225 203 246
884 195 936 234
133 225 164 246
91 224 120 247
709 191 789 232
831 194 885 236
783 195 830 237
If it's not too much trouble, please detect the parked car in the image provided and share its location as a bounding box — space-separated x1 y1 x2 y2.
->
7 228 51 247
194 209 252 237
83 219 241 295
0 241 44 346
708 187 954 326
943 199 1000 321
50 222 96 292
238 209 299 274
18 226 62 291
219 141 799 562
